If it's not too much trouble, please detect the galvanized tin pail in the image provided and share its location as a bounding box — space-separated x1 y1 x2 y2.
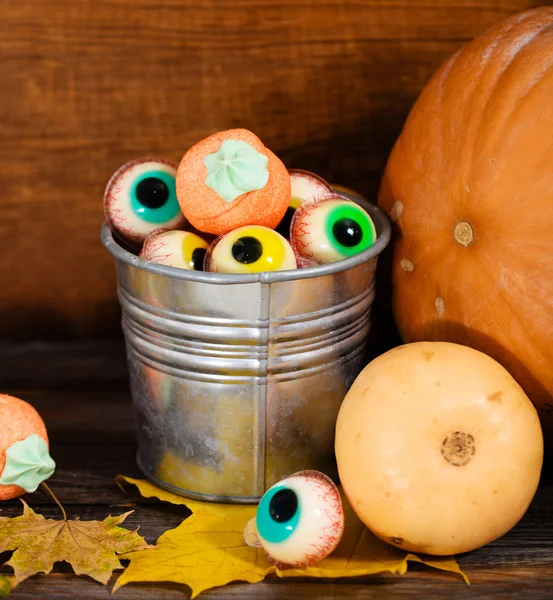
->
102 196 391 503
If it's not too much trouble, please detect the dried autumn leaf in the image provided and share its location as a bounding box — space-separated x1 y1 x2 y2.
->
0 575 12 598
115 476 468 598
0 501 151 588
114 477 269 597
276 499 466 581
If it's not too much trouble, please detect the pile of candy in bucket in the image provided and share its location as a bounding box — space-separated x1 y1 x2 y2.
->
103 128 377 273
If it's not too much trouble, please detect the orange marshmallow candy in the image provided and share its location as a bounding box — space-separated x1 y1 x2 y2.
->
0 394 54 501
176 129 290 235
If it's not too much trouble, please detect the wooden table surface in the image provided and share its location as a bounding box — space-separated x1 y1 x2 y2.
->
1 341 553 599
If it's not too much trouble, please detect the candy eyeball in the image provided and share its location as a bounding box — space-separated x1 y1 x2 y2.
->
139 229 210 271
275 170 333 239
244 470 344 569
205 225 297 274
291 195 377 264
104 157 187 246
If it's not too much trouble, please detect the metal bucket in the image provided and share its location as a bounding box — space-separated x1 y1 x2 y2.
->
102 196 391 503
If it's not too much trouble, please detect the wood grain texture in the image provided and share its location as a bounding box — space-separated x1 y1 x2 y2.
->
7 570 553 600
0 0 549 339
1 341 553 598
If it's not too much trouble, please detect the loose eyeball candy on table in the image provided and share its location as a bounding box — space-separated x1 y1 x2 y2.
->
0 394 55 501
176 129 291 235
205 225 297 274
244 470 344 568
140 229 210 270
104 157 187 246
275 169 333 238
291 195 377 265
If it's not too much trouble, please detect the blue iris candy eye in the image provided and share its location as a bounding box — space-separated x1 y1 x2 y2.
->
245 470 345 569
130 170 180 224
256 485 301 543
104 157 187 246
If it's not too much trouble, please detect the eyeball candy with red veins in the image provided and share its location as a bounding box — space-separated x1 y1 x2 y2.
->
290 169 333 202
275 169 333 239
205 225 297 274
176 129 291 235
104 157 187 246
140 229 210 271
291 195 377 265
0 394 56 501
244 470 344 569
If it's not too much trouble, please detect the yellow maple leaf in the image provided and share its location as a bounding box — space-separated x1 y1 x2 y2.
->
115 476 468 597
0 500 151 590
0 575 12 598
114 476 271 597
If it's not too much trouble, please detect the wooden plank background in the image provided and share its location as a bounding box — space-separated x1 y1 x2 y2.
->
0 0 548 340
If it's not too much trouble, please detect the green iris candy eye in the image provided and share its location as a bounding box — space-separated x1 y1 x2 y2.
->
290 196 377 265
131 170 180 224
256 485 301 544
325 202 376 256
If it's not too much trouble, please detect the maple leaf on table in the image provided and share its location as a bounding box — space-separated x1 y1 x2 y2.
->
114 476 468 598
114 476 270 597
0 575 12 598
0 500 151 591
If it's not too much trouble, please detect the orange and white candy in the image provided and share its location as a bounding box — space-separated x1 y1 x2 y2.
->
176 129 290 235
0 394 55 501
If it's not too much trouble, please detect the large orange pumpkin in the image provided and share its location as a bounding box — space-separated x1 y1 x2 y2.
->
378 8 553 440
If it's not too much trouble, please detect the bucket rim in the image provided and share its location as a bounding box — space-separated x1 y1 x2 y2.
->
101 195 392 285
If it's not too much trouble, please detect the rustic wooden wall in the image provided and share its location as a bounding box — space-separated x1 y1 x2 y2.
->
0 0 548 339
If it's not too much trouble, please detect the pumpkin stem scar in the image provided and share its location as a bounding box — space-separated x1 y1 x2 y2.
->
441 432 475 466
390 201 404 222
435 296 445 317
400 259 414 272
454 221 474 247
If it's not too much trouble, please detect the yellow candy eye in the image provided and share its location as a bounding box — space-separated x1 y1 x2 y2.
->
140 230 209 270
205 226 297 274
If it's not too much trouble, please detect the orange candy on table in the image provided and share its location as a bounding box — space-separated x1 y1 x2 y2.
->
0 394 55 501
176 129 291 235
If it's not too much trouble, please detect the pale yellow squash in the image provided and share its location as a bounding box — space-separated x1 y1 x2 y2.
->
335 342 543 555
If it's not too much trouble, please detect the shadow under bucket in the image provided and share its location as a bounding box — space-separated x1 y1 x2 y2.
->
101 196 391 503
